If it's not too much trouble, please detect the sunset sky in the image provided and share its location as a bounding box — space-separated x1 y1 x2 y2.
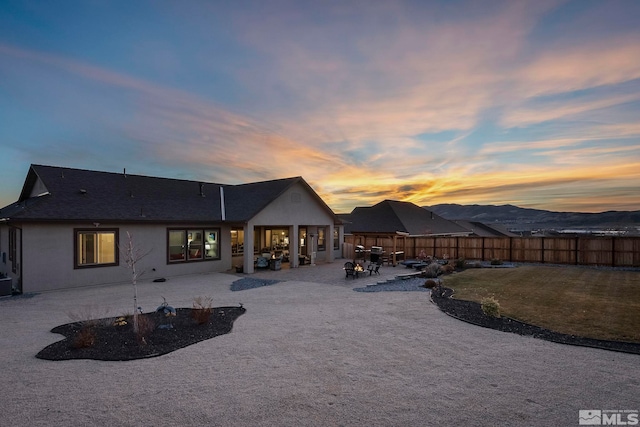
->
1 0 639 213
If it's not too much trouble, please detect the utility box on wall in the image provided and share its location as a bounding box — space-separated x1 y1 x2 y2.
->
0 277 12 296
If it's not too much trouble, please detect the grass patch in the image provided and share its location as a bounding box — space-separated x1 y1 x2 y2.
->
443 265 640 343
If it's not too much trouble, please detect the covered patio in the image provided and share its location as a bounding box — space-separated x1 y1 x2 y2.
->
231 223 342 274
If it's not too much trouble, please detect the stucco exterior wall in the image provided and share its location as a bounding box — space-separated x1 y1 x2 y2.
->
249 182 333 225
20 222 232 293
243 182 339 272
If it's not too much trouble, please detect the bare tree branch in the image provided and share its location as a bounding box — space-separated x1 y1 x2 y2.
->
119 231 152 333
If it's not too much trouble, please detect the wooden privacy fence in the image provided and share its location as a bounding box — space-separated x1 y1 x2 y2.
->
344 235 640 267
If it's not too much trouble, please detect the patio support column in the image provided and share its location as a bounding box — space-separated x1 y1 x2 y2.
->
243 223 254 274
392 235 397 266
290 225 299 268
328 224 334 262
403 236 407 263
309 233 316 266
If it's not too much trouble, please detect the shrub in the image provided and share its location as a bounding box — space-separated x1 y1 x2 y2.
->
481 297 501 318
442 264 454 274
73 325 96 349
136 314 156 345
424 279 438 289
454 258 466 269
423 262 442 278
490 258 504 266
431 280 446 297
192 296 214 325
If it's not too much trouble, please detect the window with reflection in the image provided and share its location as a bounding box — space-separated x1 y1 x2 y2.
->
75 229 118 268
205 230 218 259
168 228 220 263
188 230 203 260
318 227 326 251
231 228 244 255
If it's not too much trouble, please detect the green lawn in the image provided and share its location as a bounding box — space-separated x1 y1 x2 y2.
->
442 265 640 343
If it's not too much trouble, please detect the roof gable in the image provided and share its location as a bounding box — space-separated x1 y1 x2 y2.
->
223 177 300 222
224 176 339 223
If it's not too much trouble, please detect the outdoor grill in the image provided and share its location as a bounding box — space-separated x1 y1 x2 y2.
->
370 246 384 263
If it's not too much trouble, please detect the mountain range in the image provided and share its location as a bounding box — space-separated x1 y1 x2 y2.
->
426 204 640 231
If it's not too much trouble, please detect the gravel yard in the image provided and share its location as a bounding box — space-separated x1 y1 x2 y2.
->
1 264 638 426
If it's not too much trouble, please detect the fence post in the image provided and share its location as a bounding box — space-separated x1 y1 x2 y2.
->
612 237 616 268
509 237 513 262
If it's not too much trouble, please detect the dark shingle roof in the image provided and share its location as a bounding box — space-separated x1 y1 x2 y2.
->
343 200 471 236
1 165 224 222
1 165 336 224
342 204 405 234
452 220 519 237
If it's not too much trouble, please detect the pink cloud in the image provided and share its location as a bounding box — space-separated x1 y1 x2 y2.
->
516 38 640 98
2 0 639 215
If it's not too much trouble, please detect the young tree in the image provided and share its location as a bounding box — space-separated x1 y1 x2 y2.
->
120 231 151 334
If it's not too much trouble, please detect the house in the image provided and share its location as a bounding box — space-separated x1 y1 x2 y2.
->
339 200 472 264
452 220 519 237
341 200 472 237
0 165 343 294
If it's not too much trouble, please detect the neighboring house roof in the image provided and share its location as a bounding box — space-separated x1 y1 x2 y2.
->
342 200 471 236
452 220 519 237
0 164 338 224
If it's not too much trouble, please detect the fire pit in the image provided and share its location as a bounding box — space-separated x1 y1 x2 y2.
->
354 263 365 277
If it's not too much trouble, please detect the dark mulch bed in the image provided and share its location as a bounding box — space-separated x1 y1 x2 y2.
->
431 287 640 355
36 306 246 362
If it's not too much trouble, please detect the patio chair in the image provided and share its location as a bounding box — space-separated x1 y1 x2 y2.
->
344 262 356 279
256 257 269 269
368 262 381 275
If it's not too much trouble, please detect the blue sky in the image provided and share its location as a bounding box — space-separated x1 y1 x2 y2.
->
1 0 639 213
